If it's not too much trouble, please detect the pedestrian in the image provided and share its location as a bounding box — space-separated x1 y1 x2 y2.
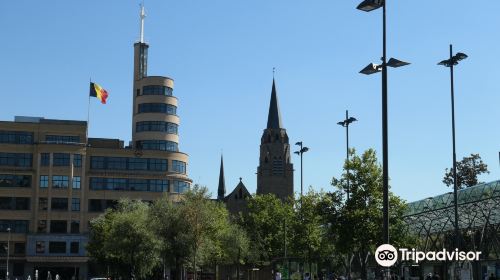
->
425 273 432 280
489 273 497 280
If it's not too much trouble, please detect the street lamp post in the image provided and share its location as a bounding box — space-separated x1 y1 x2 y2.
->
357 0 410 247
294 142 309 197
337 110 357 200
6 227 10 280
438 45 468 253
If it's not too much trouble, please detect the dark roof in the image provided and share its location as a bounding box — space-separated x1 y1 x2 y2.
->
217 155 226 200
224 178 252 201
266 79 283 129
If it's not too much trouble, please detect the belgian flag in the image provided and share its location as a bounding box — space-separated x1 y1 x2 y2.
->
89 82 109 104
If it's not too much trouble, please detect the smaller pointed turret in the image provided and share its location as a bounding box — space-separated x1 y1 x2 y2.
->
217 155 226 200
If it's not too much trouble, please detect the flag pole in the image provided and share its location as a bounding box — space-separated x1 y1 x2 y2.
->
86 78 92 146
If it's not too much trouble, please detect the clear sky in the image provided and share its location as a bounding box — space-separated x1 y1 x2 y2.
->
0 1 498 202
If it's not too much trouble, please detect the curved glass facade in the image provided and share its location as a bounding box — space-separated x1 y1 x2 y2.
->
139 85 173 96
136 140 178 152
136 121 178 134
138 103 177 115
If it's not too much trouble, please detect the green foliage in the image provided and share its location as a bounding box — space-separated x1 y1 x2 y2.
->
443 153 489 189
87 199 161 279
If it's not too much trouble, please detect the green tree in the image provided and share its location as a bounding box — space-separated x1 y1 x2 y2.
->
242 194 294 265
290 189 333 274
179 185 231 280
443 153 489 189
150 194 190 280
87 199 161 280
329 149 411 279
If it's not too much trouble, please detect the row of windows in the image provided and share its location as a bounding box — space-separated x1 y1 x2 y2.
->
39 198 80 212
41 153 82 167
0 175 31 188
0 242 25 255
37 220 79 234
138 103 177 115
0 130 33 144
89 177 169 192
0 220 29 233
136 140 178 152
136 121 178 134
90 156 167 171
0 153 32 167
45 135 80 144
36 241 80 254
138 85 173 96
0 197 30 210
40 175 81 189
172 160 186 174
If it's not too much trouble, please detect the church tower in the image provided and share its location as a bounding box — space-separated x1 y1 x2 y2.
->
256 79 294 199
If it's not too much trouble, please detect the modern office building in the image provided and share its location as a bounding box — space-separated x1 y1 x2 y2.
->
0 6 191 280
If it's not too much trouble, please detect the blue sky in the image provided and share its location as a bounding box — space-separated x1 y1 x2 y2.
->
0 1 498 202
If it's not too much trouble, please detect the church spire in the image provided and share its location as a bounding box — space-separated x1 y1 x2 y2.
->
266 79 283 129
217 154 226 200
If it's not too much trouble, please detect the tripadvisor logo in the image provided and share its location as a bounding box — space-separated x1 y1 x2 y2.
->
374 244 482 267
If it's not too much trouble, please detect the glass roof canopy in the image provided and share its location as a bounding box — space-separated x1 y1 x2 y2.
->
404 180 500 234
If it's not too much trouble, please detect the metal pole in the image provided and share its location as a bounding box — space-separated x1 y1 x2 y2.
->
346 110 350 201
382 0 389 245
6 228 10 280
382 2 390 279
300 143 304 197
450 44 460 251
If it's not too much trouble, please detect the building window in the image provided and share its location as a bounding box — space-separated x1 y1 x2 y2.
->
50 220 67 233
36 241 45 254
172 160 186 174
90 156 105 169
272 160 284 175
0 153 32 167
51 198 68 211
107 157 127 170
41 153 50 166
141 85 173 96
138 103 177 115
0 131 33 144
0 197 30 210
37 220 47 233
49 241 66 253
73 154 82 167
40 175 49 188
45 135 80 144
52 176 69 188
70 220 79 234
128 158 148 170
14 242 25 255
173 181 189 193
53 153 70 166
88 199 117 212
149 158 167 171
136 140 178 152
129 179 148 191
0 175 31 188
70 242 79 254
149 179 168 192
136 121 178 134
39 198 48 210
0 220 28 233
71 198 80 211
72 176 81 189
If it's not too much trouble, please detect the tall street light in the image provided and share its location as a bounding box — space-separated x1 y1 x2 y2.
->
357 0 410 252
438 44 468 253
6 227 10 280
294 141 309 197
337 110 357 200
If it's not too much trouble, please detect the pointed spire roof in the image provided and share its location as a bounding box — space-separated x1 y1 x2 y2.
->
217 155 226 200
266 79 283 129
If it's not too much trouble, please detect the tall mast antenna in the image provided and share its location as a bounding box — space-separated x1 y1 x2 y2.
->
139 2 146 43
